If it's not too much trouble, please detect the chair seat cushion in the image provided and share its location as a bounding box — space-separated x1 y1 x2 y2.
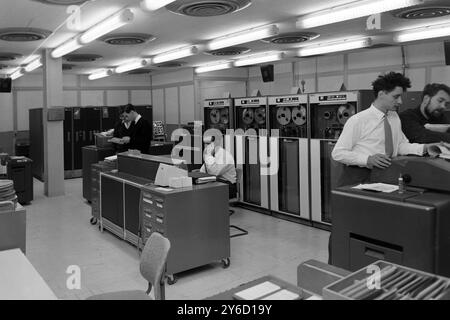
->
87 290 153 300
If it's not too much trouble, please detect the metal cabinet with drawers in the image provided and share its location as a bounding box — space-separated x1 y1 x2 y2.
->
140 182 230 284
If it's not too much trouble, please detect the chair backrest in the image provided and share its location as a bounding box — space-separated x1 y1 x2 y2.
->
140 232 171 300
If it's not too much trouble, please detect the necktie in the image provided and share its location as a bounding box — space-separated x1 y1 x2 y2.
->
384 115 394 157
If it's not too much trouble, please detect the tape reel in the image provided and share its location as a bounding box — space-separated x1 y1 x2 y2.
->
242 108 254 125
209 109 221 124
220 108 229 125
292 105 307 126
276 107 292 126
255 107 266 125
337 104 356 125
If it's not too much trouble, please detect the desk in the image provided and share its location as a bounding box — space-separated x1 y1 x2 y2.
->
0 249 57 300
206 276 309 300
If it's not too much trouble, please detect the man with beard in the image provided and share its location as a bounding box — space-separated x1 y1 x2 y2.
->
400 83 450 143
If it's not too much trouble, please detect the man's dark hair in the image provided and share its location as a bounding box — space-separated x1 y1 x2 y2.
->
422 83 450 100
123 103 135 113
372 72 411 97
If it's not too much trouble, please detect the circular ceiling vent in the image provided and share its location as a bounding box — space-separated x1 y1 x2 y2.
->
262 32 320 44
0 28 52 42
206 46 250 56
0 52 22 61
65 54 103 62
31 0 91 5
62 64 76 70
157 62 186 68
166 0 251 17
393 6 450 19
128 69 152 75
99 33 156 45
0 64 9 70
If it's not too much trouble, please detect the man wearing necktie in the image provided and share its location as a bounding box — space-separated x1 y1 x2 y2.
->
328 72 438 264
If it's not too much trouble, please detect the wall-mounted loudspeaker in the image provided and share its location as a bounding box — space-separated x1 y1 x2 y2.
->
260 64 274 82
0 77 11 92
445 41 450 66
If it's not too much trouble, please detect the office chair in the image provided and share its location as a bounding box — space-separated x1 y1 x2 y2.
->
229 168 248 238
87 232 171 300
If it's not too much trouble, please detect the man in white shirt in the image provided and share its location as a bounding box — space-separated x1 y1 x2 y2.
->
332 72 436 187
329 72 438 265
200 135 237 198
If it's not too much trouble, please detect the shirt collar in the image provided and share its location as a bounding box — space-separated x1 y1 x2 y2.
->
369 104 386 120
134 114 142 124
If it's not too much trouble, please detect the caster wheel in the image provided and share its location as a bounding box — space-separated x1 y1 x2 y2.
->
90 217 98 225
222 258 230 269
167 275 177 285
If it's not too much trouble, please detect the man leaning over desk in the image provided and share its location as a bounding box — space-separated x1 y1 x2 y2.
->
331 72 439 187
200 135 237 199
329 72 440 265
399 83 450 143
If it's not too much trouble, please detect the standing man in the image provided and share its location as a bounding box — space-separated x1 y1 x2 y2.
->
399 83 450 143
332 72 436 186
121 104 152 154
329 72 438 264
110 105 133 153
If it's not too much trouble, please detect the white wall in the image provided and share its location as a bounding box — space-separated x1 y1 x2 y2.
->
5 40 450 135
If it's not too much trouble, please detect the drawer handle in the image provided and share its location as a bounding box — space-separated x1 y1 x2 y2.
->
365 247 385 260
156 218 163 224
156 203 163 209
145 213 152 219
143 198 153 205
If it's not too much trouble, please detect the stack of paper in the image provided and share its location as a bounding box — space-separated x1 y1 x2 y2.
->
234 281 281 300
352 183 399 193
0 180 16 212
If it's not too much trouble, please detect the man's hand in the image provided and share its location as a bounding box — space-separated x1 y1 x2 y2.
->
367 154 391 169
424 142 446 157
122 136 131 144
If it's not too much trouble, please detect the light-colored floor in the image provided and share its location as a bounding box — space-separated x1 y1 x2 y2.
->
25 178 329 300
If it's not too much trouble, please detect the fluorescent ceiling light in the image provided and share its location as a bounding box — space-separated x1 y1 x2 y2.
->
115 59 150 74
22 54 40 65
195 62 233 74
88 69 113 80
80 9 134 44
24 57 43 73
394 23 450 43
141 0 176 11
297 0 424 29
298 38 372 57
152 46 198 64
10 68 25 80
208 25 279 51
234 52 284 67
51 38 82 58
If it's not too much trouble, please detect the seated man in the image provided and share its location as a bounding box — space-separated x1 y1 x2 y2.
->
399 83 450 143
200 136 237 198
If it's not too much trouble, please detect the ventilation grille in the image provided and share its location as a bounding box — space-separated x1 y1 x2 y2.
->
128 69 152 75
206 46 250 56
157 62 186 68
62 64 76 70
0 64 9 70
31 0 90 5
262 32 320 44
393 6 450 19
0 28 51 42
100 33 156 45
65 54 103 62
0 52 22 61
167 0 251 17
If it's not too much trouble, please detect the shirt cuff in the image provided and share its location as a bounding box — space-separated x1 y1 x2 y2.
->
358 154 370 168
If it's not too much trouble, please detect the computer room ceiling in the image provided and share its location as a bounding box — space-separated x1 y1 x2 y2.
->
1 0 450 77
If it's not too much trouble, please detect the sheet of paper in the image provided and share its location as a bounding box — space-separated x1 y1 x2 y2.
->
234 281 281 300
261 289 300 300
104 155 117 161
352 183 399 193
306 295 323 300
155 187 174 192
